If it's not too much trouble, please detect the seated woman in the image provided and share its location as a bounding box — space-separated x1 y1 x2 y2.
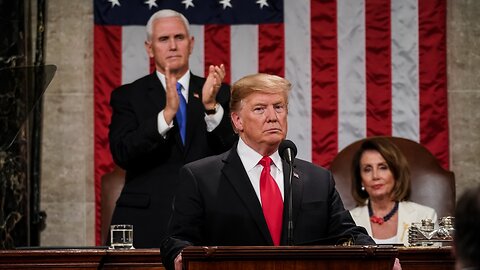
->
349 137 437 246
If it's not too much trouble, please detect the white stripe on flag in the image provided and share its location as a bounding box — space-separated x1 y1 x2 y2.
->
231 25 258 84
285 0 311 161
337 0 366 151
391 0 420 141
190 25 204 76
122 26 149 84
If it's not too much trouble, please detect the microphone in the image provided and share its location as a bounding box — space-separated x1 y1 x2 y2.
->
279 139 297 165
278 140 297 246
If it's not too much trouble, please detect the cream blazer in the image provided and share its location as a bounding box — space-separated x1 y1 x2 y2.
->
349 201 437 246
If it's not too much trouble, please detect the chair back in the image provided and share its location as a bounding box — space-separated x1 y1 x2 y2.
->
101 166 125 245
330 136 455 218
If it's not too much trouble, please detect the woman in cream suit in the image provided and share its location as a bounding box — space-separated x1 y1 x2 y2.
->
349 137 437 246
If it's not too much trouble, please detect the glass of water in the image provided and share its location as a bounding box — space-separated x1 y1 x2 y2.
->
110 224 134 249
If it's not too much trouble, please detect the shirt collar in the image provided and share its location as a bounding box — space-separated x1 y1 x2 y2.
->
156 70 191 94
237 137 283 172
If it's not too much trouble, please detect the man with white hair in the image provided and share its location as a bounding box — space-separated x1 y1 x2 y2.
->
108 9 236 248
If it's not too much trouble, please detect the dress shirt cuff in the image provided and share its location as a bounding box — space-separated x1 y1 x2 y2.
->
204 104 224 132
158 110 173 138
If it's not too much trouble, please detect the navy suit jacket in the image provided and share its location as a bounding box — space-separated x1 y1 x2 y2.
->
160 145 374 269
108 72 236 248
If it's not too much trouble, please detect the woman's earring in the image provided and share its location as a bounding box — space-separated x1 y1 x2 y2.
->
361 186 365 191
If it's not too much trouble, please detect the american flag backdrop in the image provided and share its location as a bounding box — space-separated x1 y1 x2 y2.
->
94 0 448 244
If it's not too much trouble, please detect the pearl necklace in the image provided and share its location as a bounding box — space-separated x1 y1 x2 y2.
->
368 201 399 225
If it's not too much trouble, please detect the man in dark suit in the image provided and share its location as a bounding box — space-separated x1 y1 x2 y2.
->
160 73 374 270
108 9 236 248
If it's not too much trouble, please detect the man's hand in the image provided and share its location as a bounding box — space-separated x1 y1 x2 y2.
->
163 65 180 125
393 258 402 270
202 64 225 111
174 253 183 270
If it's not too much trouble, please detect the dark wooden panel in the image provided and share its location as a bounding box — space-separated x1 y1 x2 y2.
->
0 249 104 269
0 248 164 270
0 246 454 270
103 248 164 270
398 247 455 270
182 246 397 270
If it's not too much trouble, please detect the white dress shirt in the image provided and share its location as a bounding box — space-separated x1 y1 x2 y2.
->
236 137 285 204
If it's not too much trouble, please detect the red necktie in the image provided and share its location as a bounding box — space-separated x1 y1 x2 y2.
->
259 156 283 245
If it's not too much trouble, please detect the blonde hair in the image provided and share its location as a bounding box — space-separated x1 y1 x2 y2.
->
230 73 291 113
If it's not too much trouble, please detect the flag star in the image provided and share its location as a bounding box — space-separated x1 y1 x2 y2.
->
144 0 157 10
219 0 232 9
256 0 269 9
107 0 121 8
182 0 194 9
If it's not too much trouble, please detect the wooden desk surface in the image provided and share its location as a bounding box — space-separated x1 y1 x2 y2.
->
0 246 454 270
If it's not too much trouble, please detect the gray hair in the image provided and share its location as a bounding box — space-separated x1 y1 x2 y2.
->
145 9 191 41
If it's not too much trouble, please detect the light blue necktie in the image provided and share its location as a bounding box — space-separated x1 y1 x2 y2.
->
175 82 187 145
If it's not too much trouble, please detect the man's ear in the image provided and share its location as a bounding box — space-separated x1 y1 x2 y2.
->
145 41 154 58
231 111 243 132
188 36 195 55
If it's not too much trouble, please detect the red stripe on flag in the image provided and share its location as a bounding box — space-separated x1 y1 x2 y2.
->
258 23 284 77
204 25 231 84
94 25 122 244
418 0 449 169
311 0 338 167
365 0 392 136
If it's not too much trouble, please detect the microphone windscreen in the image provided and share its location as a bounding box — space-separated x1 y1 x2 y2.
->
279 139 297 160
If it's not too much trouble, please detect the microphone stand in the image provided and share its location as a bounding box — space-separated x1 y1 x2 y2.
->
286 154 294 246
279 140 297 246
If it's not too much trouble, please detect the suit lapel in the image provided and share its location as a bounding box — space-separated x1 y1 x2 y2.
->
397 202 416 244
221 148 273 244
146 73 166 110
183 73 204 152
353 205 373 235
